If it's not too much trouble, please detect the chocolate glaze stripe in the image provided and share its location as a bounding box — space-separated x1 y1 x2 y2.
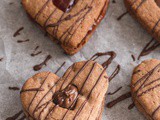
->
106 92 131 108
60 7 92 45
86 92 101 120
62 7 92 46
135 0 147 11
20 88 44 94
137 82 160 97
59 60 91 90
128 102 135 110
59 0 95 44
152 104 160 118
143 77 160 88
27 72 51 111
108 86 122 95
152 18 160 33
55 62 66 74
43 8 57 27
90 51 116 68
134 63 160 96
34 0 50 20
138 38 160 60
109 65 120 82
61 62 97 120
6 110 23 120
135 98 154 120
73 68 108 120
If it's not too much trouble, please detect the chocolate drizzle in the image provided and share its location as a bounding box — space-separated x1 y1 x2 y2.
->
20 88 44 94
132 63 160 117
106 92 131 108
23 51 118 120
33 55 52 71
8 87 20 91
13 27 24 37
131 54 136 61
6 110 24 120
117 11 128 21
109 65 120 82
108 86 122 95
55 62 66 74
31 46 42 57
128 102 135 110
29 0 109 52
138 38 160 60
17 39 30 43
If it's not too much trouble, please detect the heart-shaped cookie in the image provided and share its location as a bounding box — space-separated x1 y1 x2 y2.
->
124 0 160 42
131 59 160 120
21 0 109 55
20 57 113 120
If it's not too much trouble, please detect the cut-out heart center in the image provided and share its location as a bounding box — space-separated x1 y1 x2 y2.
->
155 0 160 7
53 84 78 109
52 0 77 12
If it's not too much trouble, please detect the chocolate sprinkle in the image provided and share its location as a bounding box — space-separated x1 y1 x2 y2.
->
128 102 135 110
117 11 128 21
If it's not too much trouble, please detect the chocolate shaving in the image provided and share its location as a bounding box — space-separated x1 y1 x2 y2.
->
17 39 30 43
13 27 24 37
108 86 122 95
112 0 116 3
117 11 128 21
106 92 131 108
138 38 160 60
33 55 52 71
8 87 20 91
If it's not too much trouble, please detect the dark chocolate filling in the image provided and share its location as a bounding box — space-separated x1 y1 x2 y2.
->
52 0 77 12
53 84 78 109
155 0 160 7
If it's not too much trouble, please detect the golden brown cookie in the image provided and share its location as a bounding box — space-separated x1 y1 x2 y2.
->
131 59 160 120
21 60 109 120
21 0 109 55
124 0 160 43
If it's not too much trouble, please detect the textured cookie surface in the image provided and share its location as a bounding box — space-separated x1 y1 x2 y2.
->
124 0 160 43
22 0 109 55
131 59 160 120
21 60 109 120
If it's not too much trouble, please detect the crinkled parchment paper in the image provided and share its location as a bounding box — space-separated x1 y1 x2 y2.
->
0 0 160 120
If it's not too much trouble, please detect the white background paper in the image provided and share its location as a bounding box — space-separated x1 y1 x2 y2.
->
0 0 160 119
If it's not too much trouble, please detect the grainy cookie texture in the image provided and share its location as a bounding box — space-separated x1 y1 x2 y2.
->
21 0 109 55
20 61 109 120
131 59 160 120
124 0 160 43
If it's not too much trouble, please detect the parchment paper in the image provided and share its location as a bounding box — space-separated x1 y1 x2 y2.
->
0 0 160 120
